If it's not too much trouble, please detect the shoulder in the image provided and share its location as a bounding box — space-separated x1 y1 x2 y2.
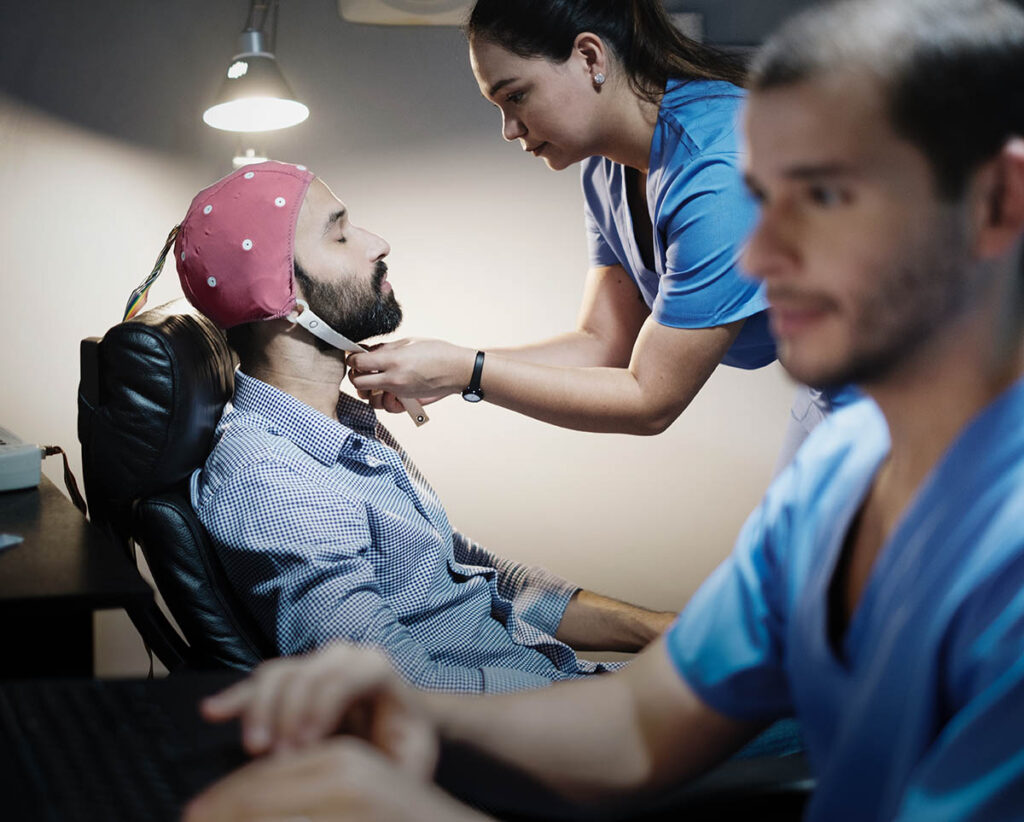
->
657 79 746 158
195 407 321 510
580 155 620 204
761 399 888 542
788 399 887 488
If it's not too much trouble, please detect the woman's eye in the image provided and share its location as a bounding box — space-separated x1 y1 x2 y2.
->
506 90 525 104
337 235 347 244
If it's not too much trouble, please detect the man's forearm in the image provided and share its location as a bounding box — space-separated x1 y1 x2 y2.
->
422 668 655 801
419 638 754 803
555 590 677 652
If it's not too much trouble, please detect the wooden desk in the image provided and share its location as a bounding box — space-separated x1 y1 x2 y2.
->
0 475 153 677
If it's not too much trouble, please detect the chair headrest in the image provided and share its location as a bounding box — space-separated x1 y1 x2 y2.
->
79 300 236 526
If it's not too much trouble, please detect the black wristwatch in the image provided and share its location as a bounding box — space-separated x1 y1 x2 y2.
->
461 351 486 402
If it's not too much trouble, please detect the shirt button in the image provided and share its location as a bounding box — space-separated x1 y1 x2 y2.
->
351 438 362 450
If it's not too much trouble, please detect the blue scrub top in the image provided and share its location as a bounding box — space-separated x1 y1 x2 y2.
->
581 78 774 369
666 376 1024 820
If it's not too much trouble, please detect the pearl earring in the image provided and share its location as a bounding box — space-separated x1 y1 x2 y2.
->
593 72 606 86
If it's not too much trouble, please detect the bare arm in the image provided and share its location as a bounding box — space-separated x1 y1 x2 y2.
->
490 264 649 368
555 589 676 653
454 532 673 653
425 636 758 800
349 265 744 436
201 637 759 804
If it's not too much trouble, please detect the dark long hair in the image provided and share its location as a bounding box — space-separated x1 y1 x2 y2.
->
467 0 747 102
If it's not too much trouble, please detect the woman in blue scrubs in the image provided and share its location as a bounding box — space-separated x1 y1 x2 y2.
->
350 0 844 457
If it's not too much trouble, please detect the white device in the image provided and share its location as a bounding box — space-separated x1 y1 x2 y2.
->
338 1 704 38
338 0 471 26
288 300 429 426
0 425 42 492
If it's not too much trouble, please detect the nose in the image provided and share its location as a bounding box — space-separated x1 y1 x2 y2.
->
362 227 390 261
741 207 797 283
501 110 525 142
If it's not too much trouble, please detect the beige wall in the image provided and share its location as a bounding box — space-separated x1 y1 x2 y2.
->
0 1 799 676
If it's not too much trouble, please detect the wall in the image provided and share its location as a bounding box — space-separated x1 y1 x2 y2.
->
0 0 807 675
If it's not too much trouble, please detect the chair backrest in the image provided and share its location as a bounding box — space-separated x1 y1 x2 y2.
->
78 299 273 671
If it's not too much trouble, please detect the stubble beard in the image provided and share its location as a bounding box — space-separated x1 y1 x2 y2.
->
786 210 974 391
296 261 403 349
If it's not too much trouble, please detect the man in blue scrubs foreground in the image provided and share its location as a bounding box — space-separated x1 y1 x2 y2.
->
185 0 1024 819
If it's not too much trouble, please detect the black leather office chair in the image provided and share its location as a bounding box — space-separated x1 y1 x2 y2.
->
77 302 812 818
78 299 274 671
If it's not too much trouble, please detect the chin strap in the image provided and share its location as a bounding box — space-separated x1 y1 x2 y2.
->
287 299 363 353
286 300 429 427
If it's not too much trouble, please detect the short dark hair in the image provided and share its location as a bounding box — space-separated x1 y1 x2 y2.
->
751 0 1024 200
467 0 747 103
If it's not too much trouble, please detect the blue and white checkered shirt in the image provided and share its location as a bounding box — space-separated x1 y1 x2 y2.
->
192 371 611 692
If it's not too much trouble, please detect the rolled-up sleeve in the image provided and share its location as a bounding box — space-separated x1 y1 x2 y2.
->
452 532 579 638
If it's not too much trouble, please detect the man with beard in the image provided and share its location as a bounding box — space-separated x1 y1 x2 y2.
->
175 162 676 692
185 1 1024 820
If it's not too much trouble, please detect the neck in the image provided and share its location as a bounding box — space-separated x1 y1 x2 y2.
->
597 82 660 172
242 319 351 419
864 283 1024 506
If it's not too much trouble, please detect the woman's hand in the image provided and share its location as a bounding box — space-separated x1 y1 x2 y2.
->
200 643 438 778
183 737 488 822
347 339 476 402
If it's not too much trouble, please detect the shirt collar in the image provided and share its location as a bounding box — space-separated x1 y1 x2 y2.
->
232 370 379 465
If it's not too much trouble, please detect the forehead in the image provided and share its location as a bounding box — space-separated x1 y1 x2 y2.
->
296 178 344 237
469 36 548 96
744 73 900 174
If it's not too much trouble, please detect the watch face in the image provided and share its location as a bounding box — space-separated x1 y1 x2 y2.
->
461 389 484 403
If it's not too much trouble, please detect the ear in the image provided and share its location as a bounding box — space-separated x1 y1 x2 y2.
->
975 138 1024 262
572 32 609 80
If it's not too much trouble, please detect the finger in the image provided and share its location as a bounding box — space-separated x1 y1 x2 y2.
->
294 646 403 743
348 371 391 392
372 697 439 778
346 352 385 373
183 747 339 822
382 392 405 414
241 661 300 755
280 658 354 750
201 678 257 723
275 666 323 752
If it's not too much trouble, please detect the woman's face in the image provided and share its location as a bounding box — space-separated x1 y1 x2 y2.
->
469 36 604 171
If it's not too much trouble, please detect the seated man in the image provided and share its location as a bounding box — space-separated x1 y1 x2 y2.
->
186 0 1024 820
170 161 674 691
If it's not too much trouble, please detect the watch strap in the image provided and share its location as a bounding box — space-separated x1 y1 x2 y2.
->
462 351 486 402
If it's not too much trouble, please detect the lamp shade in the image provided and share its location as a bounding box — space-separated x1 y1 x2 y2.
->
203 33 309 132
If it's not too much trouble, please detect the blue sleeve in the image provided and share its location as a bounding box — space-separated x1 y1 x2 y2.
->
665 470 794 722
451 531 579 637
653 153 767 329
584 186 621 269
198 460 496 692
893 556 1024 821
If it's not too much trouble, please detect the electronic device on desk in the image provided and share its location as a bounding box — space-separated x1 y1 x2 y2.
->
0 425 41 492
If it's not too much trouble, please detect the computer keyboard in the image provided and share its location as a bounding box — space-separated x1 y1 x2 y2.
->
0 673 247 822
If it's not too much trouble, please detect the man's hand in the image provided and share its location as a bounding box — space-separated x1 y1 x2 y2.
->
201 643 438 778
182 737 489 822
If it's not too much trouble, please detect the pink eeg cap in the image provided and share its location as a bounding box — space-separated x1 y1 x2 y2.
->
175 161 315 329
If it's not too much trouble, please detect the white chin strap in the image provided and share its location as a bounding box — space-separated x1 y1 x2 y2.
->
285 299 429 427
287 299 363 354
